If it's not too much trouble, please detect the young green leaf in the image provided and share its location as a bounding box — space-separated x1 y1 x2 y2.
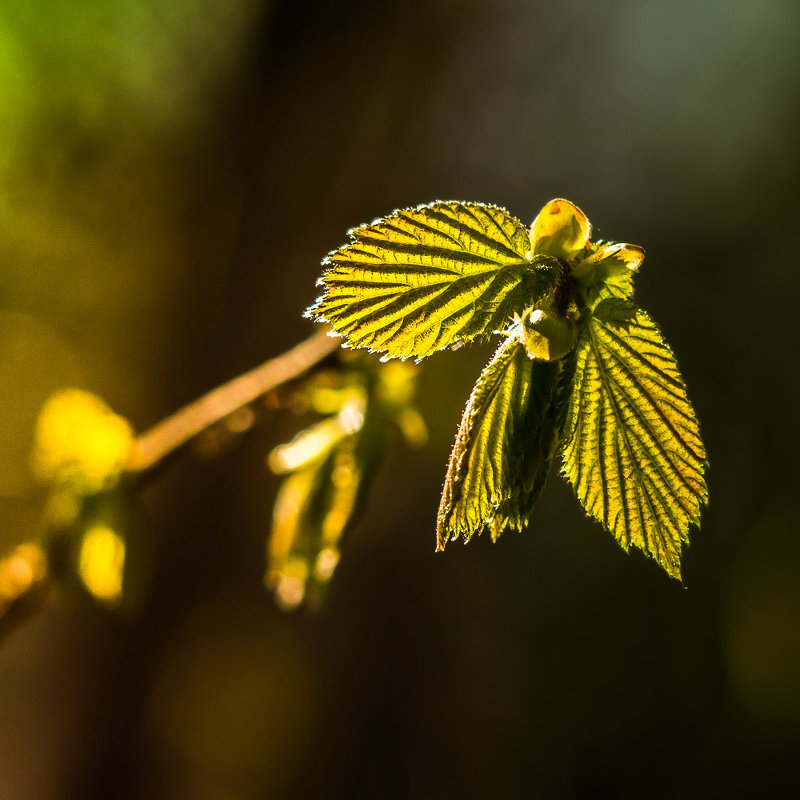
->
590 297 638 330
307 202 557 360
437 334 562 548
573 242 645 306
560 306 707 579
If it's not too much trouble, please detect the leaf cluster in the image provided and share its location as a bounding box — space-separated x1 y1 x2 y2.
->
308 199 708 579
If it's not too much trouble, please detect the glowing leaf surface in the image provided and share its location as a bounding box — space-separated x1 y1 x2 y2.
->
574 242 645 306
307 196 708 581
560 306 707 578
308 202 556 360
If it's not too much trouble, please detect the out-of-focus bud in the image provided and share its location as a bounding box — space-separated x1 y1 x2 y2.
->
31 389 134 494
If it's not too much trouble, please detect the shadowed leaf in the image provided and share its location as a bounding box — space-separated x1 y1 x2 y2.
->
437 334 562 548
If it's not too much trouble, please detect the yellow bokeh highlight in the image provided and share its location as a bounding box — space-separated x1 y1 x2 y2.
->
396 408 429 448
269 417 348 475
0 542 47 603
313 547 339 583
267 558 308 612
31 389 135 493
78 524 126 605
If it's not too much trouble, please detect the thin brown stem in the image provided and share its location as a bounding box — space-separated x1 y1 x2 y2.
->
128 328 340 473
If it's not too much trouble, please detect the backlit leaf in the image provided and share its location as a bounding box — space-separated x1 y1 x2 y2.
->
573 242 645 306
591 297 638 329
307 202 557 360
437 334 562 548
560 306 707 578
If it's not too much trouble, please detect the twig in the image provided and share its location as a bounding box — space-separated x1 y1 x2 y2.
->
128 328 340 473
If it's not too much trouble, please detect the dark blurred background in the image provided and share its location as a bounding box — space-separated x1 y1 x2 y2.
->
1 1 799 798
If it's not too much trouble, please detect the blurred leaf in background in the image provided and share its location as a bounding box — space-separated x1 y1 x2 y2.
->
267 355 426 610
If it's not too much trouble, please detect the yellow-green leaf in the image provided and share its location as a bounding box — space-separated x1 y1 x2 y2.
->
590 297 638 329
437 334 561 549
573 242 645 307
560 306 707 579
307 202 556 360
